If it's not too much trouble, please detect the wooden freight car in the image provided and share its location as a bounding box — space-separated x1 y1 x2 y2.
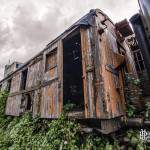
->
0 9 136 133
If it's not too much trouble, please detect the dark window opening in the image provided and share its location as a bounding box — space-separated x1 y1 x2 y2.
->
63 31 84 112
133 50 146 72
16 63 19 68
127 36 139 50
16 63 20 68
26 94 32 111
20 69 28 90
45 49 57 72
7 78 12 92
117 42 126 55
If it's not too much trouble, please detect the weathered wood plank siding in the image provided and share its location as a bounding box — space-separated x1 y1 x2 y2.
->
10 73 21 93
80 28 95 118
26 59 43 89
96 12 126 118
43 43 58 82
123 41 137 75
32 89 41 117
40 82 58 118
57 40 63 115
5 95 22 116
39 41 62 118
80 12 126 119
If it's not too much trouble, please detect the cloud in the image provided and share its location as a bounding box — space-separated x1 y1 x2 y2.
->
0 22 10 50
0 0 139 79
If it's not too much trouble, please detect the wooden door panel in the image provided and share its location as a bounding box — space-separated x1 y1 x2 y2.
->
41 41 63 118
80 28 95 118
80 27 126 119
5 95 22 116
40 81 58 118
102 30 125 118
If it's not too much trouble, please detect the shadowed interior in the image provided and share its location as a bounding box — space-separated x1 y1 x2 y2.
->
63 31 84 111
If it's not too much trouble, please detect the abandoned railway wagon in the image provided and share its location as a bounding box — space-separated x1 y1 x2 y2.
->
0 9 136 133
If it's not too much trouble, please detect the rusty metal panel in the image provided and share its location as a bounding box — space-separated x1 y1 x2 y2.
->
40 82 58 118
5 95 22 116
26 60 43 89
10 73 21 93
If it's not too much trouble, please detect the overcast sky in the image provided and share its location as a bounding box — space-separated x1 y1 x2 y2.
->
0 0 139 79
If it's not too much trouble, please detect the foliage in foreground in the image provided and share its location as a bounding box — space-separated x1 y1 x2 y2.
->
0 91 149 150
125 74 142 118
0 114 119 149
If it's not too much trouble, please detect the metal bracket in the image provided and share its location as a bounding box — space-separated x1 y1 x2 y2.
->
105 64 119 76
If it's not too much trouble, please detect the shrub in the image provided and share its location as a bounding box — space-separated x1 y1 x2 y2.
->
0 91 149 149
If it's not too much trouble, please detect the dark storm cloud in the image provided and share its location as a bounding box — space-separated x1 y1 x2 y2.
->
0 0 76 79
0 0 139 79
6 1 74 61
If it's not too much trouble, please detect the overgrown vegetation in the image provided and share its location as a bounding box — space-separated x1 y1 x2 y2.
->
125 73 150 120
125 73 143 117
145 102 150 120
124 130 149 150
0 90 149 149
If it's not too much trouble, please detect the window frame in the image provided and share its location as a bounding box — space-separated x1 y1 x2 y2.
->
45 48 57 72
133 49 146 72
20 69 28 91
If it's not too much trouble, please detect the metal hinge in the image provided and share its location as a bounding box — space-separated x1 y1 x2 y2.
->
105 64 119 76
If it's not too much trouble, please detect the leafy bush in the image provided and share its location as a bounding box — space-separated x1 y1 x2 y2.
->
145 102 150 120
124 130 150 150
0 90 8 116
125 74 143 117
0 90 149 149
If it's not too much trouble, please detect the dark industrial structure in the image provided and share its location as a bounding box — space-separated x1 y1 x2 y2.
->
130 0 150 97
